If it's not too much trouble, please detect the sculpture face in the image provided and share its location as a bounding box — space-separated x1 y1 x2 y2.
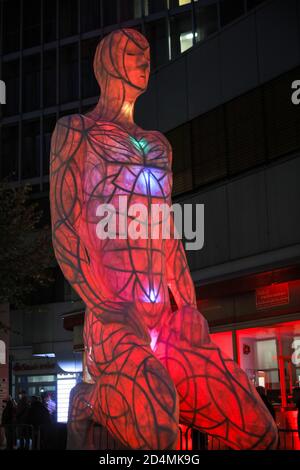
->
94 29 150 98
50 29 278 451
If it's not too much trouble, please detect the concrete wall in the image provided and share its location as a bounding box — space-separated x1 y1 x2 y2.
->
182 154 300 284
9 301 80 367
136 0 300 133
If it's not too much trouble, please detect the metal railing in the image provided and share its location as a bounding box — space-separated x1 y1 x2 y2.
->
0 424 299 451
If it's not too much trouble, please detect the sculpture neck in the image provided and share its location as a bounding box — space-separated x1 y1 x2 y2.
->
91 91 138 132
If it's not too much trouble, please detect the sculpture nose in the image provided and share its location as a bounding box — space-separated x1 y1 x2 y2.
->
139 62 148 71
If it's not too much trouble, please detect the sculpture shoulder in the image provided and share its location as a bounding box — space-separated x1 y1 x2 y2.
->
55 113 89 135
150 130 172 150
149 130 173 164
50 113 89 163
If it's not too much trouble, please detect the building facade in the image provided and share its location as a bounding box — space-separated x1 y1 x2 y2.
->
0 0 300 433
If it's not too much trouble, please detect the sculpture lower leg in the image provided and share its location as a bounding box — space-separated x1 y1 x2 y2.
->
83 318 179 450
155 307 278 450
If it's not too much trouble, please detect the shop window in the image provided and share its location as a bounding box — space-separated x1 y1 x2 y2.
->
22 54 41 113
81 38 99 99
43 115 57 176
28 375 56 383
21 119 41 179
59 0 78 38
60 44 79 104
81 0 102 32
237 320 300 408
57 373 77 423
191 107 227 186
23 0 41 49
44 0 57 42
43 50 57 108
2 60 19 117
145 19 169 69
103 0 118 26
2 0 20 54
144 0 167 16
195 2 219 43
170 11 193 57
120 0 142 22
219 0 245 27
1 124 19 181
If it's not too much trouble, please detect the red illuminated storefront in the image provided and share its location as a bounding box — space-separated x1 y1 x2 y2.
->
198 268 300 449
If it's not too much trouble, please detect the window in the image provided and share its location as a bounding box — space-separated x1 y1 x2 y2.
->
264 69 300 160
2 60 19 117
237 320 300 407
169 0 193 8
225 88 266 175
1 124 19 181
219 0 245 27
23 0 41 49
60 44 79 104
170 11 193 57
22 54 41 112
120 0 142 22
103 0 118 26
44 0 57 42
167 123 193 194
145 19 169 69
59 0 78 38
2 0 20 54
144 0 166 16
192 108 227 186
43 115 57 176
81 0 101 32
81 38 99 99
195 2 219 43
0 340 6 365
28 375 56 383
57 373 77 423
43 50 57 108
22 119 41 179
247 0 266 11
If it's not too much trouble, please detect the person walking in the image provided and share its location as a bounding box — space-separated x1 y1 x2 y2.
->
256 386 276 421
27 396 51 449
1 396 16 450
16 391 30 450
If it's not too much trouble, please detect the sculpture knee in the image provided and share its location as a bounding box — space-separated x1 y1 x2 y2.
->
162 306 210 348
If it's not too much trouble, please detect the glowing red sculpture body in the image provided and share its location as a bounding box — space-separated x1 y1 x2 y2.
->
50 29 278 450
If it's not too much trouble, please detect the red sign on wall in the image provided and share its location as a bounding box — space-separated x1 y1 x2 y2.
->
256 282 289 310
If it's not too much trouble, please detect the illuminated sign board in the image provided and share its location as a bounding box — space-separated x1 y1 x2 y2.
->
256 282 289 310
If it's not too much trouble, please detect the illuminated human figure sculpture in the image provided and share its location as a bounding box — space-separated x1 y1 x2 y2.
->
50 29 278 450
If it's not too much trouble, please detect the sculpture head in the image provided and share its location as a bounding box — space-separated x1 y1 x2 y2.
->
94 29 150 102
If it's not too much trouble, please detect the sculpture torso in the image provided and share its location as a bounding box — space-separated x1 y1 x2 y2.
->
78 117 173 329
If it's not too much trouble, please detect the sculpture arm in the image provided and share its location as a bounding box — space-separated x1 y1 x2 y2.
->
50 115 107 318
165 214 197 310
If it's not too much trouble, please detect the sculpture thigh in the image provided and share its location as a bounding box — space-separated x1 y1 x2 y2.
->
154 307 278 450
81 309 179 450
